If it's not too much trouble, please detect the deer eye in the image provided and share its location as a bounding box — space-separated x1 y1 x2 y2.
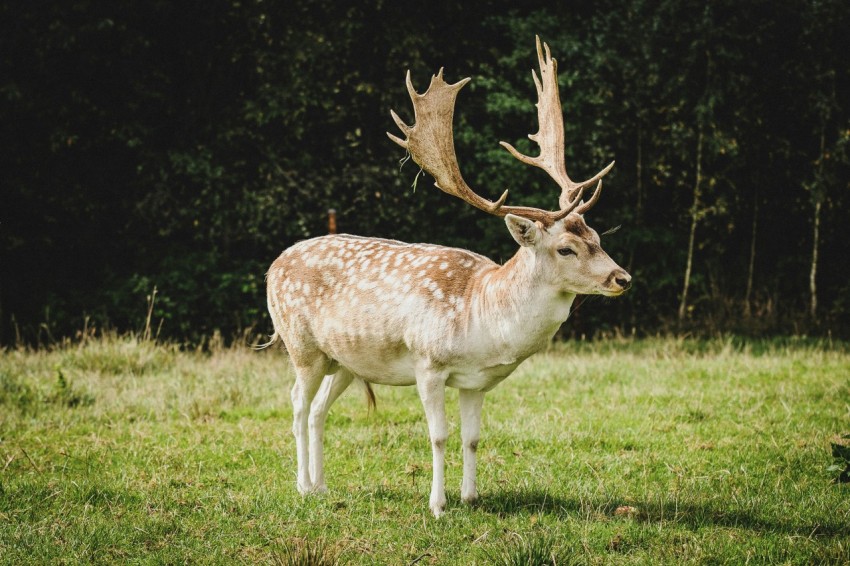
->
558 247 576 257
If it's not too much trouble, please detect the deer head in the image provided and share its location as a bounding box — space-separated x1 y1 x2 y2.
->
388 36 631 297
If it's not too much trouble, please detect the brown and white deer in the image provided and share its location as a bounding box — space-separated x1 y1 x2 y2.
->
266 37 631 517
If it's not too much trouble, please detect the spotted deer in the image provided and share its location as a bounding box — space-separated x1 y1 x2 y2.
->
266 37 631 517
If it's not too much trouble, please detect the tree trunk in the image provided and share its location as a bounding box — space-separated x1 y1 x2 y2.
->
744 187 758 318
678 127 704 323
810 198 821 320
809 126 825 322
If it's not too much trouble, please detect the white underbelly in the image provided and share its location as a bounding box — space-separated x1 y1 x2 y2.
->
445 361 522 391
319 330 529 391
335 350 522 392
333 350 418 386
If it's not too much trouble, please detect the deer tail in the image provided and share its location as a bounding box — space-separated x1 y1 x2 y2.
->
252 332 279 351
360 379 377 413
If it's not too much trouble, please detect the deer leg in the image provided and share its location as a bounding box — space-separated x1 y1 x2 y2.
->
290 359 328 494
416 368 449 518
308 368 355 492
459 389 484 504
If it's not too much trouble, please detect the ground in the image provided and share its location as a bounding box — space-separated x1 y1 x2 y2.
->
1 336 848 564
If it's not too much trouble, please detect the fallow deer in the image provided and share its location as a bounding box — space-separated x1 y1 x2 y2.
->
266 37 631 517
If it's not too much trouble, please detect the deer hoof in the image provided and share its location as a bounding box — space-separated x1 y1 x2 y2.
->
430 494 447 518
461 480 478 504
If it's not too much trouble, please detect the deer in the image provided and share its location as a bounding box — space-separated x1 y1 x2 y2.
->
265 37 631 518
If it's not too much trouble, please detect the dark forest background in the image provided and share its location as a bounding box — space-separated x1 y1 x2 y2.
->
2 0 849 346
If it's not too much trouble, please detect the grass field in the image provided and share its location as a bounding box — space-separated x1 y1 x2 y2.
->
1 336 849 564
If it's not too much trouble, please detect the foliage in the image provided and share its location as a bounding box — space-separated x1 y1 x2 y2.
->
1 1 850 344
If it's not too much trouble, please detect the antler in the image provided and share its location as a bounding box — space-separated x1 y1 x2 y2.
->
388 37 614 225
387 70 511 216
500 36 614 215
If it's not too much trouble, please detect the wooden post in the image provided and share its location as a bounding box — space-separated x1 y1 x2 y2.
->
328 208 337 235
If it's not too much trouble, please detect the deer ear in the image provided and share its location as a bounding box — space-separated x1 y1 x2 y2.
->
505 214 542 247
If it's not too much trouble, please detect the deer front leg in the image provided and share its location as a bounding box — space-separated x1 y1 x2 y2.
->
459 389 484 504
416 368 449 518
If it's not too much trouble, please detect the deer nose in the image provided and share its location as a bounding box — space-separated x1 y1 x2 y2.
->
613 271 632 291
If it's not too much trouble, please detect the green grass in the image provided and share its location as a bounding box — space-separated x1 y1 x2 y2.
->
1 336 849 564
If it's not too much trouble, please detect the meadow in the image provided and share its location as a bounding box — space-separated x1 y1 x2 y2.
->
1 335 849 564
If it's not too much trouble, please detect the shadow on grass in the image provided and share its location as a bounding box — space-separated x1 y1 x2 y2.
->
472 488 849 539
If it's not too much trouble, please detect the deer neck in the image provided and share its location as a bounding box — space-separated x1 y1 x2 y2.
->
470 247 575 355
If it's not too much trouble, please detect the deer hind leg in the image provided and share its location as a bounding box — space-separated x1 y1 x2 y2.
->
459 389 485 504
290 356 333 494
308 368 355 492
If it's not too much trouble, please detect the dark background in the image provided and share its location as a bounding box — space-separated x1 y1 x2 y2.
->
2 0 849 345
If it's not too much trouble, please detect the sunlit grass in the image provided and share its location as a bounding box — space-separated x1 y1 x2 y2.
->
1 335 849 563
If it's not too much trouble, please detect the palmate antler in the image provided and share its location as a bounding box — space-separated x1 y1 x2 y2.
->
387 36 614 226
